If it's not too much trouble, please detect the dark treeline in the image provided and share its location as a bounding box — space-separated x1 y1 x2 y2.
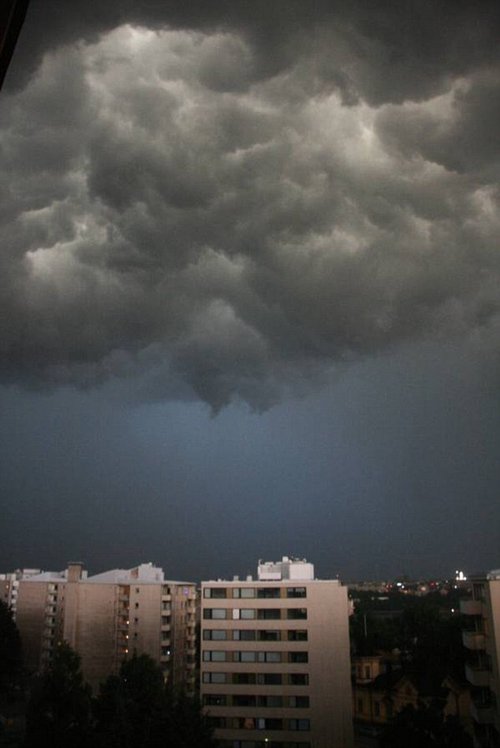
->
0 601 217 748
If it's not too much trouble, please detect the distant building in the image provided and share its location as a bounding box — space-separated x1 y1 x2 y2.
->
0 568 41 619
15 561 197 693
461 569 500 747
200 556 354 748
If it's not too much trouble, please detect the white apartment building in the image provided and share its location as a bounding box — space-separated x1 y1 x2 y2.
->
15 562 197 693
461 569 500 748
200 556 353 748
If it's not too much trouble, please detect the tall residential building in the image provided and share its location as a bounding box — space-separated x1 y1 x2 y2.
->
0 568 42 619
461 569 500 748
200 556 354 748
15 562 197 693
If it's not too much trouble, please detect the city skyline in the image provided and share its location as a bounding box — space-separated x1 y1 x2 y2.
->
1 1 499 582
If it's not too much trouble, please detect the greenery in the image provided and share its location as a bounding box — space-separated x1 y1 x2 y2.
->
94 654 216 748
350 590 465 683
24 642 92 748
379 704 473 748
19 646 217 748
0 601 22 697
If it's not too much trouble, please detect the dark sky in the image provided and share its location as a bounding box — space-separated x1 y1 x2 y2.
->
1 0 499 582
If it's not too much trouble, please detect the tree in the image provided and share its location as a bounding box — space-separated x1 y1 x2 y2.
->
24 641 92 748
379 703 473 748
0 600 22 697
94 654 217 748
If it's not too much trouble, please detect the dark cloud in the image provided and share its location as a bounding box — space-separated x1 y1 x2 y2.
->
1 2 499 409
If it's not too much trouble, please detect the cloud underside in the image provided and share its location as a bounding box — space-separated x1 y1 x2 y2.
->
1 16 499 409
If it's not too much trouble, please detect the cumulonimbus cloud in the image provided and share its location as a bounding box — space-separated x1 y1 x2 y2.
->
1 7 499 409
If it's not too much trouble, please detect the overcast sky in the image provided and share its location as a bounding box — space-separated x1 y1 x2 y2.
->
1 0 499 581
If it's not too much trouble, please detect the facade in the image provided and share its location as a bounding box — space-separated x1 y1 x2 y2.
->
0 568 41 619
200 556 353 748
15 561 197 693
461 570 500 747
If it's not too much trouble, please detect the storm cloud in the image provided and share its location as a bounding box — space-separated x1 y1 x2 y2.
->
1 1 499 409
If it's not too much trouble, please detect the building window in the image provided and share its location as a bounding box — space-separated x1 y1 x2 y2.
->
374 702 381 717
289 719 310 731
289 673 309 686
287 587 307 598
232 673 256 685
257 673 282 685
289 652 308 663
202 672 227 684
257 588 281 598
257 695 283 708
203 629 227 641
256 718 283 730
289 696 310 708
203 650 227 662
204 588 227 599
233 630 256 641
233 695 257 707
257 651 282 663
240 609 256 619
288 630 308 641
287 608 307 620
257 609 281 620
203 694 227 706
357 698 363 714
233 588 255 598
203 608 226 620
257 630 280 641
235 651 257 663
364 665 371 679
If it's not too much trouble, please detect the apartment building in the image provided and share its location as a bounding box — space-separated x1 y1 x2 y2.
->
0 568 41 619
461 569 500 748
15 561 197 693
200 556 353 748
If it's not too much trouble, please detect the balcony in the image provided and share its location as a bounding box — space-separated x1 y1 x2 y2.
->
462 631 486 650
465 664 491 688
161 594 172 602
460 599 484 616
161 623 171 633
471 702 496 724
